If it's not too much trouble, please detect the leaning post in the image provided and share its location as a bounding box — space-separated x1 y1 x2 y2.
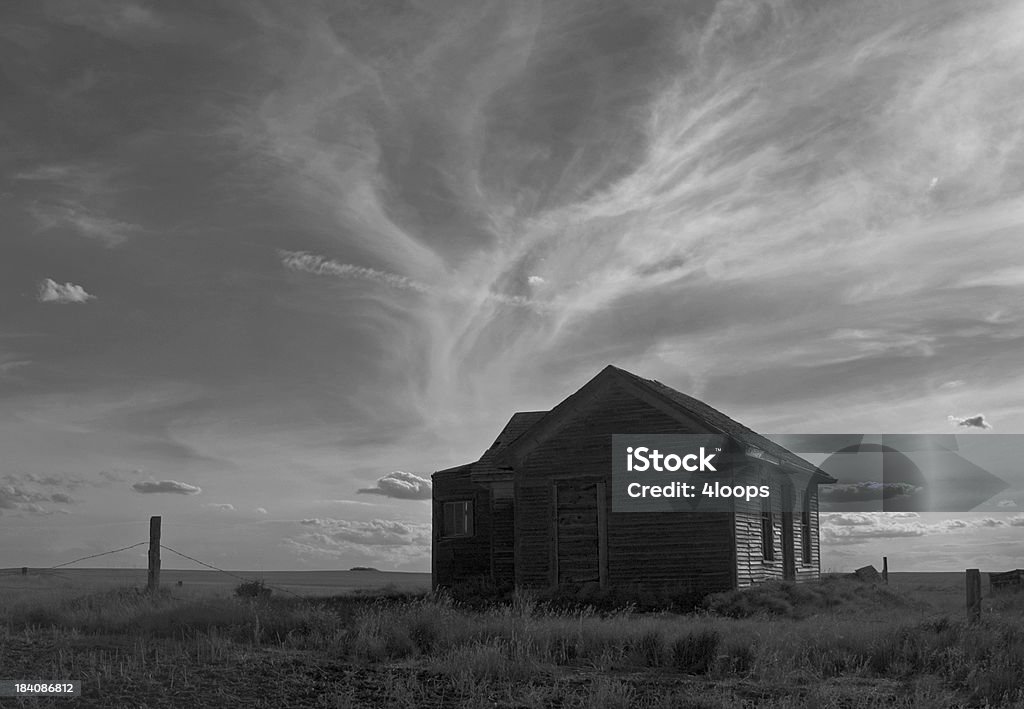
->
966 568 981 623
882 557 888 585
148 516 161 594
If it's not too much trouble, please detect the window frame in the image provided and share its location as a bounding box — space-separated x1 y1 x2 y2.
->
800 489 813 565
761 493 775 562
442 500 474 539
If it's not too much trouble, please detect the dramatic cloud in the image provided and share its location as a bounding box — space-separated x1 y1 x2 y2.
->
204 503 234 511
4 0 1024 571
37 278 95 304
948 414 992 430
357 471 432 500
131 480 202 495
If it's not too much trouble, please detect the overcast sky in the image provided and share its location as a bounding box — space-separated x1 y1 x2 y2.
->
2 0 1023 573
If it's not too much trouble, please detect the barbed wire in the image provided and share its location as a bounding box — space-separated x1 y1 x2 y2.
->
160 544 304 598
46 542 149 569
8 539 308 600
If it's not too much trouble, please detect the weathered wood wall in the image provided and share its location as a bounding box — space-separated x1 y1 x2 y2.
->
732 461 821 586
432 468 492 590
513 382 735 595
490 481 515 589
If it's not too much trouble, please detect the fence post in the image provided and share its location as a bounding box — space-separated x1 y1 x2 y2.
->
148 516 161 594
21 567 27 576
966 568 981 623
882 557 888 585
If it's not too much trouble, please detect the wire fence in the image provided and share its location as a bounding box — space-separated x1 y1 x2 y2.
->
1 537 305 599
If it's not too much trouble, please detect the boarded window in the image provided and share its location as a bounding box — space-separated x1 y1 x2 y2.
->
801 490 812 564
761 495 774 561
443 500 474 538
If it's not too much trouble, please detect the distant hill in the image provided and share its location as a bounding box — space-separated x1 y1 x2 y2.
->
349 566 380 572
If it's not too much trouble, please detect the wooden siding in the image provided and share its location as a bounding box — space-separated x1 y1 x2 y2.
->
514 382 734 595
490 482 515 589
732 461 822 587
432 469 492 590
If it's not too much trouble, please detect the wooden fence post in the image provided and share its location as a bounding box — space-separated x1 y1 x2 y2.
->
21 567 27 576
882 557 888 585
148 516 161 594
966 568 981 623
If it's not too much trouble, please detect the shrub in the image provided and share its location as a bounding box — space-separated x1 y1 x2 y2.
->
234 579 272 600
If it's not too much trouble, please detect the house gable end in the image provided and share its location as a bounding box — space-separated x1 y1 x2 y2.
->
495 365 736 470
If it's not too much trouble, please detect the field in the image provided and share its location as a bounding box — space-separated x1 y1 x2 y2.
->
0 568 432 598
1 569 1022 708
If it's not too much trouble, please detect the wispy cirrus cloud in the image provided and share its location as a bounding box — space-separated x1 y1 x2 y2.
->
37 278 96 304
239 0 1024 444
279 250 541 310
29 203 139 246
16 163 140 246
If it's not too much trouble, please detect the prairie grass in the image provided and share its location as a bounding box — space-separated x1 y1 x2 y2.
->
2 577 1023 707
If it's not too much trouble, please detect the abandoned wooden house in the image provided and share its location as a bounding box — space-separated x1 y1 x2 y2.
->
431 365 836 595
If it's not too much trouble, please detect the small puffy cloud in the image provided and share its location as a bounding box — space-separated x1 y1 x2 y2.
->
37 278 95 304
528 275 545 285
49 492 75 504
204 503 234 511
1010 515 1024 527
132 480 201 495
255 507 268 514
358 471 431 500
948 414 992 430
997 499 1017 508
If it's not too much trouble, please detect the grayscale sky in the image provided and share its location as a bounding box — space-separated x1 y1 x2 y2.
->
2 0 1023 573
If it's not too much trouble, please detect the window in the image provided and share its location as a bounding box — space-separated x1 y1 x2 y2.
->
443 501 474 538
801 490 812 564
761 494 774 561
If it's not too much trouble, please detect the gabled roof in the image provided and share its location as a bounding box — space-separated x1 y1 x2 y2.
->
611 367 835 482
431 412 546 481
493 365 836 484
